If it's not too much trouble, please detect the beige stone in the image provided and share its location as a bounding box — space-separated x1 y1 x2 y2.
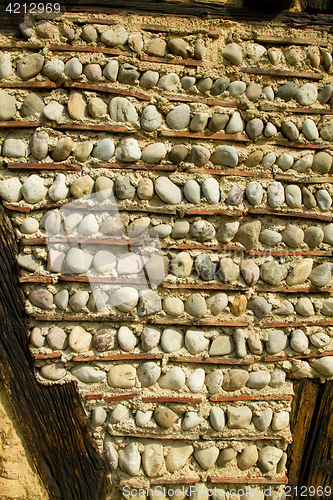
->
68 326 92 353
107 364 136 388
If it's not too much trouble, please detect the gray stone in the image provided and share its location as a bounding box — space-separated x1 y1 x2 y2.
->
275 300 294 316
31 327 45 348
209 335 235 356
260 229 282 246
137 362 161 387
141 326 160 352
196 254 216 281
169 145 188 164
225 111 244 133
166 104 190 129
72 365 105 383
247 43 266 61
2 138 26 158
43 100 64 121
227 186 244 206
261 152 276 169
277 153 294 170
196 78 213 93
158 73 180 91
155 176 182 204
320 120 333 142
309 262 332 287
264 122 278 138
312 152 332 173
181 76 196 90
42 59 65 82
211 145 238 167
65 57 82 79
165 444 193 473
272 411 289 431
261 260 288 286
267 181 285 208
304 226 324 248
281 121 300 141
49 174 68 202
0 53 12 79
191 220 215 242
222 44 243 65
246 181 263 206
138 291 162 316
83 63 101 81
66 248 93 273
316 189 332 211
142 143 166 163
233 220 261 250
318 85 333 104
77 213 99 236
110 286 139 313
93 250 116 273
136 410 153 427
92 407 106 427
209 407 226 432
17 54 44 80
246 82 262 102
119 443 140 476
285 185 302 208
208 113 229 132
216 221 239 243
118 63 140 84
194 41 206 60
228 81 246 96
139 70 159 90
324 223 333 244
210 77 230 96
277 82 299 101
291 329 309 352
240 260 260 286
248 296 272 318
258 447 283 473
185 294 207 317
161 328 183 353
41 364 66 381
205 370 223 394
168 38 189 58
295 83 318 105
21 93 44 117
115 138 141 162
206 293 228 315
147 38 167 57
302 119 319 141
246 118 264 139
17 252 41 271
22 174 47 204
142 444 164 478
202 177 220 203
184 180 200 204
29 287 53 309
253 408 273 431
0 90 16 120
103 59 119 82
127 217 150 238
302 187 317 209
141 105 162 132
263 86 274 100
100 26 128 47
36 21 57 39
194 447 219 470
311 357 333 377
158 366 186 391
190 112 209 131
267 330 288 354
73 141 93 162
81 25 98 42
19 23 33 39
185 329 209 353
109 96 138 123
186 145 211 166
150 224 171 238
270 369 286 388
293 154 314 172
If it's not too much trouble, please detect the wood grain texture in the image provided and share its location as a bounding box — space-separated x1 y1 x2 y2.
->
0 202 111 500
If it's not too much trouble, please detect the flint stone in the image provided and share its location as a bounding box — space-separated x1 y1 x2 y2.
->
165 444 193 472
81 25 98 42
115 175 135 200
264 122 278 138
247 333 263 355
202 177 220 203
197 78 213 93
270 369 286 388
248 296 272 318
222 369 249 391
73 141 93 162
53 290 69 311
168 38 190 58
138 362 161 388
17 54 44 80
136 410 153 427
166 104 190 129
291 329 309 352
41 364 66 381
108 365 136 388
0 53 11 79
316 189 332 211
31 328 44 348
294 154 314 172
138 291 162 316
181 76 196 90
191 220 215 242
212 145 238 167
169 145 188 164
267 330 288 354
147 38 167 57
93 250 116 274
185 330 209 354
272 411 289 431
183 412 203 430
69 291 89 312
17 252 41 271
304 226 324 248
137 178 154 200
155 177 182 204
110 287 139 312
296 83 318 105
72 366 105 383
228 81 246 96
277 82 298 101
263 86 274 100
118 326 137 352
310 332 330 347
20 217 39 234
268 181 285 208
43 100 64 121
67 248 93 273
150 224 171 238
245 151 263 168
190 112 209 131
159 366 186 390
219 258 239 283
262 152 276 169
324 223 333 244
277 153 294 170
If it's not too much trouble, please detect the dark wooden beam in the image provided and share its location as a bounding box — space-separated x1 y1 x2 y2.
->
0 202 111 500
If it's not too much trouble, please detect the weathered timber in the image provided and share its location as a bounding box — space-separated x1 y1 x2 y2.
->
0 202 110 499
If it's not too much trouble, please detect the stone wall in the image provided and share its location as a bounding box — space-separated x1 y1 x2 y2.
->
0 9 333 500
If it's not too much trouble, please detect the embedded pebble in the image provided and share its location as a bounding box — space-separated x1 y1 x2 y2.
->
187 368 205 392
272 411 289 431
311 357 333 377
225 111 244 133
103 60 119 82
54 290 69 311
219 258 239 283
183 412 203 431
194 447 219 470
110 404 129 424
165 444 193 473
206 293 228 316
304 226 324 248
295 83 318 105
77 214 99 236
286 258 313 286
262 86 274 100
217 448 237 468
247 371 271 389
310 332 330 347
190 112 209 131
89 98 108 118
138 291 162 316
65 57 82 79
166 104 190 129
247 333 263 355
115 175 135 200
222 43 243 65
253 408 273 431
17 54 44 80
84 63 102 81
141 105 162 132
184 179 201 204
197 78 213 93
208 113 229 132
20 217 39 234
281 121 299 141
42 59 65 81
210 77 230 96
303 187 317 209
266 330 288 354
155 177 182 204
246 181 263 206
270 369 286 388
161 328 183 352
277 82 299 101
210 407 226 431
264 122 277 138
275 300 294 316
285 185 302 208
261 152 276 169
118 326 137 352
128 33 143 53
159 366 186 390
230 295 247 317
116 138 141 162
316 189 332 211
147 38 167 57
171 220 190 239
100 26 128 47
108 364 136 388
30 130 49 160
228 81 247 97
185 330 209 354
73 141 93 162
118 63 140 84
72 365 105 383
136 410 153 427
324 223 333 244
69 326 92 353
185 294 207 317
17 252 41 272
191 220 215 242
65 248 91 273
158 73 180 91
69 291 89 312
150 224 172 238
222 369 249 391
22 175 47 204
171 252 193 278
277 153 294 170
302 119 319 140
267 181 285 208
142 143 166 163
309 262 332 287
93 250 117 274
282 224 304 248
181 76 196 90
41 364 66 381
240 260 260 286
246 119 264 139
202 178 220 204
49 174 68 201
237 445 258 471
110 97 138 123
248 296 272 318
216 221 239 243
294 154 313 172
258 447 283 473
2 138 26 158
186 145 210 166
0 53 11 79
234 221 261 250
196 254 216 281
141 326 160 352
81 25 98 42
142 444 163 478
210 335 235 356
205 370 223 394
211 145 238 167
227 186 244 205
168 38 190 58
137 178 154 200
0 90 16 120
52 137 74 161
312 152 332 173
30 328 44 348
138 362 161 388
246 82 262 102
118 443 140 477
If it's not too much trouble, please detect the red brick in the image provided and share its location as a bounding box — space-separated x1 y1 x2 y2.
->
7 162 81 171
140 53 202 66
171 356 254 365
160 130 249 142
248 207 332 222
142 396 202 403
210 395 293 402
19 276 52 284
104 392 140 402
63 82 151 100
240 67 322 80
209 476 288 484
150 319 249 326
35 352 61 360
74 353 163 362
